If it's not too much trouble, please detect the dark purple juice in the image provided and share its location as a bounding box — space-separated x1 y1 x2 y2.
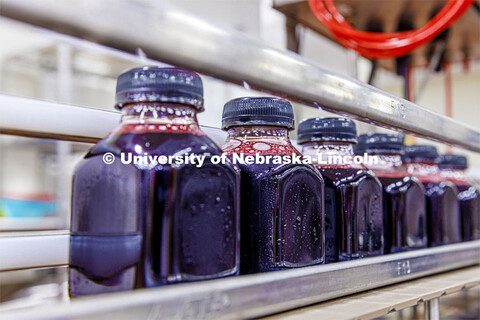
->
405 146 462 247
422 181 462 246
235 160 324 273
377 175 427 253
221 97 325 274
318 166 383 263
298 118 384 263
438 154 480 241
70 129 240 296
456 185 480 240
354 134 427 254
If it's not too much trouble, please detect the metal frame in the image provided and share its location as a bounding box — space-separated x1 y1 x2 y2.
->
425 298 440 320
1 0 480 152
0 95 228 146
0 240 479 319
0 231 68 271
0 95 120 143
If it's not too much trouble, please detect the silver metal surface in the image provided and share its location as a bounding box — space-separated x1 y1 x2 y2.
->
0 95 227 145
0 95 120 143
1 241 479 320
1 0 480 152
0 231 69 271
424 298 440 320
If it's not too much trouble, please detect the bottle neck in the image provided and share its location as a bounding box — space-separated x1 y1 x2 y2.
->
301 141 355 157
405 159 440 179
441 167 466 174
439 167 468 184
370 153 403 167
121 102 199 124
362 152 405 175
225 126 292 144
405 159 437 167
223 125 298 155
117 102 203 135
301 141 364 168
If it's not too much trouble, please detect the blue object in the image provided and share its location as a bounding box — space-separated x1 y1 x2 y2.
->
0 197 57 218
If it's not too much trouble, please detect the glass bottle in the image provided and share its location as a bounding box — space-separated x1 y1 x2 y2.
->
355 133 427 253
404 145 462 246
298 118 384 263
222 97 325 274
70 67 240 296
439 154 480 241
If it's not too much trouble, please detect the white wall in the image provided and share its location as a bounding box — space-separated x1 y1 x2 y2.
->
376 62 480 169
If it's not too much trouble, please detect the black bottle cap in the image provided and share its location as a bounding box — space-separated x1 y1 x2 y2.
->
404 145 439 162
222 97 295 130
115 66 204 111
355 133 405 155
297 117 357 144
438 154 468 169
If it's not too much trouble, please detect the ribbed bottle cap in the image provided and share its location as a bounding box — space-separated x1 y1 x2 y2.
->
404 145 439 162
354 133 405 155
115 66 204 111
438 154 467 169
222 97 295 130
297 117 357 144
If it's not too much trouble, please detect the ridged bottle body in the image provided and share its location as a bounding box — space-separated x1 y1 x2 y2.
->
440 168 480 241
302 143 384 263
69 104 240 296
406 162 462 246
366 154 427 253
223 127 325 274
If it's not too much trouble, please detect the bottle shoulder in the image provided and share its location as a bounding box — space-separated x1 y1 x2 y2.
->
318 166 380 187
424 180 459 196
369 164 408 178
458 186 479 201
381 176 425 195
238 161 323 183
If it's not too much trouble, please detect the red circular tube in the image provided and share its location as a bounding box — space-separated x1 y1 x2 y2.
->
308 0 474 58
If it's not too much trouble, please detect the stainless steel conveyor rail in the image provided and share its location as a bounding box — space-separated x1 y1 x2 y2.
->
1 0 480 152
0 240 479 320
0 231 69 271
0 95 228 146
0 95 120 143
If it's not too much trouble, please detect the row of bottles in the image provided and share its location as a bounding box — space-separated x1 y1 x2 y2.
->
69 66 480 296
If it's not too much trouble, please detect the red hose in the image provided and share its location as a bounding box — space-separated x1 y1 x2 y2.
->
308 0 474 59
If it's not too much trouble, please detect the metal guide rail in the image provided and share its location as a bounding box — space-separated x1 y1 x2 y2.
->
0 95 119 143
1 0 480 152
0 95 227 145
0 240 479 320
0 231 69 271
